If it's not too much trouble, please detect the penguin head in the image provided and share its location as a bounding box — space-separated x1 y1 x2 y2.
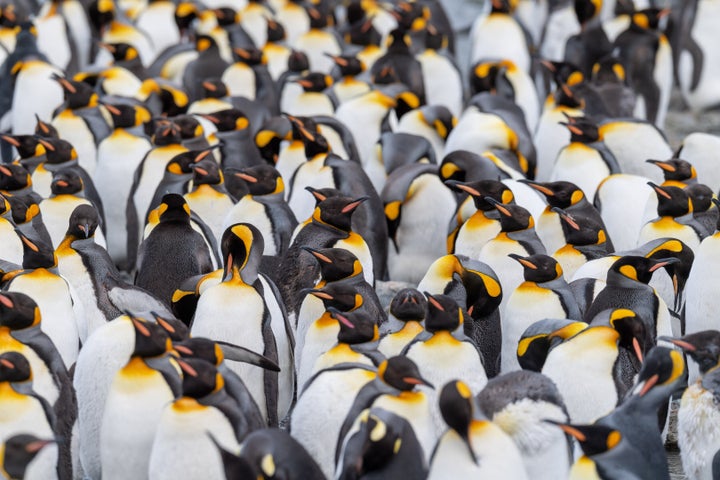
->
306 282 363 312
378 356 433 391
608 255 679 285
103 103 151 129
231 165 285 196
301 246 362 282
2 434 56 480
211 7 240 27
175 337 223 366
540 60 585 88
6 195 40 226
177 357 223 398
338 408 410 478
232 47 265 66
444 179 513 211
0 163 30 191
199 108 249 133
646 159 697 183
266 18 286 42
0 292 40 330
199 79 228 99
139 80 189 117
50 74 97 109
685 183 714 214
65 204 100 240
35 137 78 165
0 5 20 28
520 180 585 209
439 380 479 462
294 72 334 93
660 330 720 375
418 105 456 141
640 238 693 308
0 352 32 383
50 168 83 196
647 182 691 217
631 346 686 402
130 315 172 358
454 257 503 319
484 197 534 231
195 34 220 54
518 319 589 371
287 49 310 73
552 207 608 246
157 193 192 223
166 148 214 178
328 53 365 78
574 0 603 25
591 56 627 85
328 306 378 344
287 115 329 158
221 223 264 284
559 115 601 143
594 308 650 365
255 116 292 164
88 0 115 33
389 288 426 322
306 5 330 29
345 12 382 47
151 121 183 146
152 312 189 342
509 253 563 283
469 59 517 99
309 190 367 231
174 2 199 33
99 42 140 64
172 115 206 140
392 1 430 31
424 293 463 332
190 158 223 186
15 228 57 270
549 422 624 458
630 7 670 31
0 134 44 159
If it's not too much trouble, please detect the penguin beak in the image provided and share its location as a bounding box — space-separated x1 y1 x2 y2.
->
646 159 676 172
658 336 697 352
300 246 332 263
484 196 511 217
424 292 444 311
508 253 536 269
0 135 20 147
177 358 198 377
403 376 434 389
173 344 193 356
632 337 643 363
342 197 368 214
328 307 354 329
0 294 14 308
0 358 14 369
647 182 671 199
519 179 554 197
234 171 257 183
649 257 680 272
636 374 659 397
551 207 580 230
25 439 56 453
545 420 588 441
444 180 480 197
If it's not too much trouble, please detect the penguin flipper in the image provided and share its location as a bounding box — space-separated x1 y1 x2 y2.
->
216 340 280 371
107 281 173 318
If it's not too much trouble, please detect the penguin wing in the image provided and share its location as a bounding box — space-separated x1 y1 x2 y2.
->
125 153 149 270
190 212 222 267
219 364 266 432
314 115 362 165
79 108 113 145
106 280 174 317
259 274 295 354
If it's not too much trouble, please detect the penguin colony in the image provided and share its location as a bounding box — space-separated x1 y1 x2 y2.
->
0 0 720 478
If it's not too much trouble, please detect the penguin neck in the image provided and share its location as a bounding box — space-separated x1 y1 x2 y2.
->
427 330 461 345
223 258 260 285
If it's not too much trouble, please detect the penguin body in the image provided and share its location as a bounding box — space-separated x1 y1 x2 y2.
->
502 254 580 373
477 370 572 480
383 163 456 284
10 59 64 138
469 1 531 72
417 29 463 117
595 174 655 252
0 194 25 265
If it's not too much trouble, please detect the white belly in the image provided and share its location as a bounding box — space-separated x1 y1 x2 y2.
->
678 382 720 480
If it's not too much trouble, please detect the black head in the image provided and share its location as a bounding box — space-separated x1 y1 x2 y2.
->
560 116 601 143
645 159 697 183
685 183 714 213
199 79 228 99
329 307 377 344
540 60 584 87
89 0 115 32
254 116 291 163
3 434 56 480
65 204 100 239
177 357 221 398
200 109 249 132
520 180 585 209
390 1 429 31
424 293 463 332
287 49 310 72
574 0 602 25
51 74 97 109
195 35 220 54
266 18 286 42
306 282 362 311
6 195 39 225
660 331 720 375
444 179 514 211
517 319 589 371
439 380 475 461
469 60 515 98
552 207 608 246
602 308 650 364
211 7 239 27
231 165 284 196
0 164 31 191
295 72 333 93
631 7 670 30
0 292 40 330
389 288 426 322
166 148 213 176
632 346 686 400
50 168 83 196
509 253 563 283
16 229 56 270
345 13 381 47
172 115 205 139
191 158 222 185
310 193 367 232
174 337 222 365
36 137 78 164
232 47 265 66
0 351 32 383
100 42 140 63
591 56 627 85
152 121 183 146
33 116 57 139
306 5 329 29
130 315 171 358
220 223 264 284
0 134 44 159
339 409 406 477
301 246 362 282
378 356 433 391
647 182 691 217
104 103 151 129
490 0 512 14
608 255 679 285
484 197 534 231
152 312 189 341
549 422 622 457
157 193 192 223
327 53 365 77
